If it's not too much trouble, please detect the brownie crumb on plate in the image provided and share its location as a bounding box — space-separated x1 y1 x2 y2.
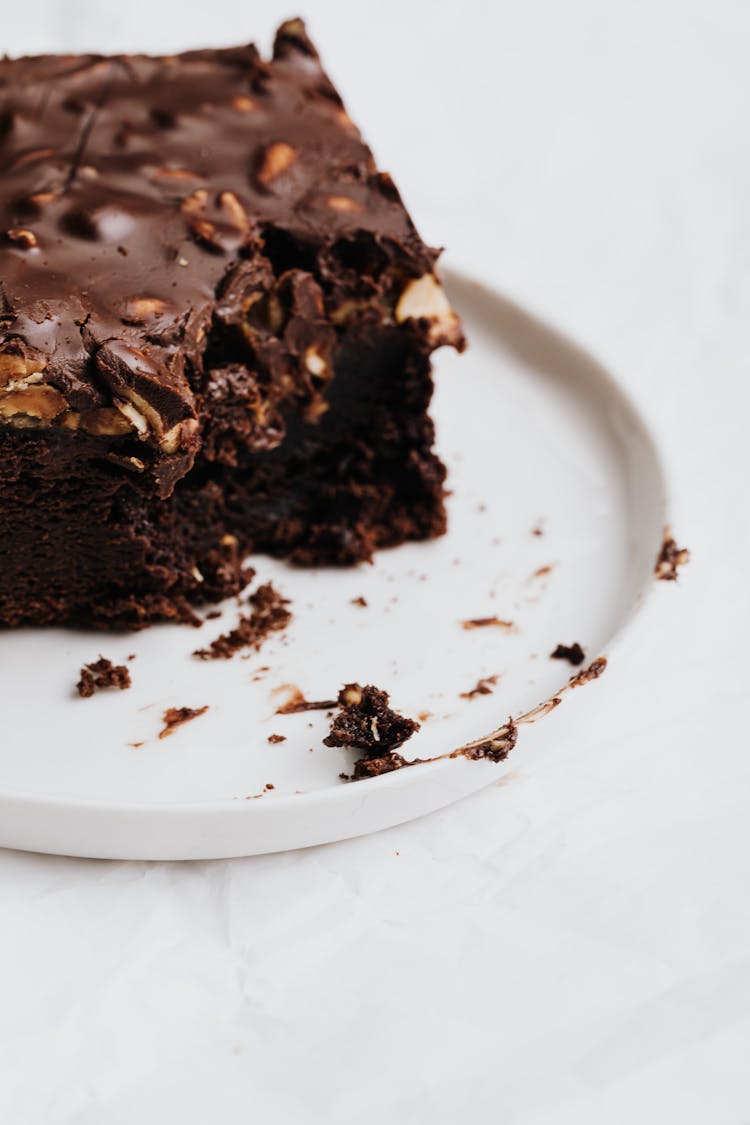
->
461 616 514 631
460 674 499 700
349 751 413 780
194 582 291 659
324 683 420 779
550 642 585 666
655 533 690 581
531 565 553 579
267 733 286 744
158 705 209 739
77 657 131 698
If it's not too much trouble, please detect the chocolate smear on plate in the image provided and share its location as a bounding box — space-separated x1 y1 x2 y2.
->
274 685 337 714
461 616 514 631
460 674 500 700
159 705 209 739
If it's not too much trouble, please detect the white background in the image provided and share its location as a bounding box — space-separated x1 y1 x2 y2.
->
2 1 749 1121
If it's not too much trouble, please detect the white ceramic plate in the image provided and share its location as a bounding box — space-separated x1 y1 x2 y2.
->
0 270 668 860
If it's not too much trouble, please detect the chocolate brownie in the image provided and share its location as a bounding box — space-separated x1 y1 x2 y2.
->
0 20 463 629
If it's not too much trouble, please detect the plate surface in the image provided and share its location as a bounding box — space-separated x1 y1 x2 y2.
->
0 271 668 859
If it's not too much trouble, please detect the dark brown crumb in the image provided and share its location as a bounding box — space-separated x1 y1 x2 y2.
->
531 565 553 579
194 582 291 660
129 741 144 749
274 684 338 714
532 523 544 537
264 783 275 791
568 657 607 687
77 657 132 698
550 642 585 666
655 533 690 581
204 610 222 620
267 733 286 744
324 683 420 778
158 705 209 739
450 719 518 763
352 751 411 779
127 653 136 661
461 616 514 631
351 596 368 607
460 674 499 700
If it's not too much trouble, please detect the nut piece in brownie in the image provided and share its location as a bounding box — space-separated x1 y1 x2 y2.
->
0 19 463 629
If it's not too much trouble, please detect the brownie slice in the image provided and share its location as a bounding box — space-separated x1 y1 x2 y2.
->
0 20 463 629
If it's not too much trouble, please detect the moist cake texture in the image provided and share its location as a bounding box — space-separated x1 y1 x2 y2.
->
0 19 463 628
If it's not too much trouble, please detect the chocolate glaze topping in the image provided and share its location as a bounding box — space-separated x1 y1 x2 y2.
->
0 20 446 487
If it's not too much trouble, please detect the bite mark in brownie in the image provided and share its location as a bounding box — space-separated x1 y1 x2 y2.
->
77 656 131 698
0 20 464 630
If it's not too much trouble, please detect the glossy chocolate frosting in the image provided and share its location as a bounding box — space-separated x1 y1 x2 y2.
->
0 20 439 473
